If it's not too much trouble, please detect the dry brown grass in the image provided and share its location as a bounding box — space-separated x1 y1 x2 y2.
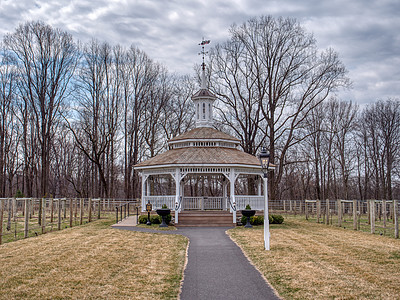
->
228 216 400 300
0 218 188 299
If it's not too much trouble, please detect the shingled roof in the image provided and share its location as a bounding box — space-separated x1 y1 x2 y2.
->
191 88 216 99
168 127 239 143
135 147 260 169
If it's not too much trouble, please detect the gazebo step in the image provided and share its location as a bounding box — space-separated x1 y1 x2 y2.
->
175 211 235 227
176 223 234 227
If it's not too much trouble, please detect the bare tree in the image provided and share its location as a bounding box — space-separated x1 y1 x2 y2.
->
4 21 78 199
210 16 350 200
66 40 120 198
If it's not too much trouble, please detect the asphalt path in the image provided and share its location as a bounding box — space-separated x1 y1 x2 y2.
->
113 225 280 300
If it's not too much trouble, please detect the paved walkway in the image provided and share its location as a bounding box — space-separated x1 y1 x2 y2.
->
113 222 280 300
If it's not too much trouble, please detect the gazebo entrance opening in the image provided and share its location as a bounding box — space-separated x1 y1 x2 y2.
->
141 172 264 212
182 174 227 210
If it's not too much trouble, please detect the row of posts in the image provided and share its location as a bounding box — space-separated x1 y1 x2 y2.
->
0 198 102 245
303 199 399 238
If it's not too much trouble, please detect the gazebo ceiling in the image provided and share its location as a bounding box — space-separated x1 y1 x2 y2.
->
134 146 261 169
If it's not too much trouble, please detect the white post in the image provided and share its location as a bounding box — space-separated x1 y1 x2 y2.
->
174 169 180 224
257 178 262 196
230 171 236 223
263 176 270 250
223 180 228 210
141 175 147 212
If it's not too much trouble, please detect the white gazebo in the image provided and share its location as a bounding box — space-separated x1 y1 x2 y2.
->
134 50 268 225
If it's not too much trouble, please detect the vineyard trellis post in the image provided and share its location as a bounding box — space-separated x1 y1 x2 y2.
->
383 200 387 234
370 200 375 234
395 199 399 239
58 199 62 230
337 199 342 227
41 198 46 234
70 198 73 227
0 199 4 245
353 199 357 230
24 199 29 238
88 198 92 222
80 199 84 225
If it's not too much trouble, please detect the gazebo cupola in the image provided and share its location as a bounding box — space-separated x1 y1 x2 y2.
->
192 43 216 128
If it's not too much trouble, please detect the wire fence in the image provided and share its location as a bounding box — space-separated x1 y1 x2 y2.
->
269 199 399 239
0 198 140 245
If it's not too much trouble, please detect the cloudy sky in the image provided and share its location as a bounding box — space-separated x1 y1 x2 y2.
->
1 0 399 105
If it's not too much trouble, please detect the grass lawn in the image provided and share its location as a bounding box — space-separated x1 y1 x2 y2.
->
228 216 400 300
0 217 188 299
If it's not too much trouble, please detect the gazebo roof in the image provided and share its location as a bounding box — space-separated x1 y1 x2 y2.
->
169 127 239 143
134 146 260 169
191 88 216 99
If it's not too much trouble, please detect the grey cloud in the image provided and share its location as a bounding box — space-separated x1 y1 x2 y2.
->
0 0 398 104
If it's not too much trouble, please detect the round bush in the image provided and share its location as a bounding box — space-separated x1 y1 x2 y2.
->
270 214 284 224
241 214 284 225
138 214 172 225
241 215 264 225
138 215 148 224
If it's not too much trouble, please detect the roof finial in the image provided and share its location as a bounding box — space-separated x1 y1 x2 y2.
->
199 38 210 89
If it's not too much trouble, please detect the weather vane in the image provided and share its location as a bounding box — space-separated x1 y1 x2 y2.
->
199 38 210 70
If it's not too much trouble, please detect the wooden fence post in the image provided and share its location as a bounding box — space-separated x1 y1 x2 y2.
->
70 198 73 228
367 199 370 224
88 198 92 222
0 199 4 245
394 199 398 239
50 198 54 223
7 198 12 231
383 200 387 234
305 201 309 220
63 199 67 219
353 199 357 230
24 199 29 238
337 199 342 227
325 199 330 225
58 199 62 230
74 198 78 219
12 198 16 220
317 199 321 223
42 198 46 234
98 199 101 219
80 198 84 225
370 200 375 234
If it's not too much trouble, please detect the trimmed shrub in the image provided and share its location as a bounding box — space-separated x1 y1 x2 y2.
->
269 214 284 224
245 204 251 210
241 214 284 225
253 215 264 225
139 215 148 224
241 215 264 225
138 214 172 225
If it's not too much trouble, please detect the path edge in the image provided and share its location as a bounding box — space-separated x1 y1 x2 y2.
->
177 238 190 300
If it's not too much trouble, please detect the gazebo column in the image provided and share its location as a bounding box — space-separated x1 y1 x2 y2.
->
229 169 236 224
223 179 228 210
257 178 262 196
141 174 149 212
173 168 181 223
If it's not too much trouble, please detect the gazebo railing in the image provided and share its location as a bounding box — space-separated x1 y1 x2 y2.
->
235 196 264 210
183 197 226 210
143 196 175 210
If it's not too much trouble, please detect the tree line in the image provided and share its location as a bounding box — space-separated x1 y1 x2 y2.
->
0 17 398 201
